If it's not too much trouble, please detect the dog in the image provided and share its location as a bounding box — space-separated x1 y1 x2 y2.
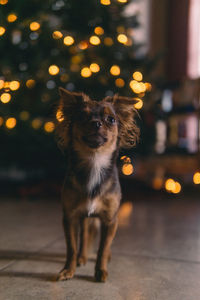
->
55 87 140 282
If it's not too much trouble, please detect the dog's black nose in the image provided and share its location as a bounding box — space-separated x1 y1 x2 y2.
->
91 120 102 129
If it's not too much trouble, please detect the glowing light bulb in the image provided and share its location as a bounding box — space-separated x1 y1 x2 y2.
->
165 178 176 192
81 67 92 78
122 163 134 176
78 41 88 50
193 172 200 184
6 117 16 129
90 63 100 73
145 82 152 91
172 182 181 194
110 65 120 76
134 98 143 110
10 80 20 91
89 35 101 45
0 80 4 89
30 22 40 31
117 34 128 44
115 78 125 88
117 0 127 2
56 109 64 122
94 27 104 35
63 36 74 46
26 79 36 88
133 71 143 81
100 0 111 5
0 93 11 103
44 121 55 133
52 31 63 39
48 65 59 75
0 0 8 4
0 26 6 36
7 14 17 23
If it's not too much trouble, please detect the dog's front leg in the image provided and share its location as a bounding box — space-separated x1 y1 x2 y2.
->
58 215 78 280
77 217 88 266
95 219 118 282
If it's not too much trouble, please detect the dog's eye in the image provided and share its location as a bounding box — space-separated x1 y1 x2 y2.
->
106 116 115 124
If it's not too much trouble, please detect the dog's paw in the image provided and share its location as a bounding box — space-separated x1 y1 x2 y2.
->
57 269 75 281
95 269 108 282
77 256 87 266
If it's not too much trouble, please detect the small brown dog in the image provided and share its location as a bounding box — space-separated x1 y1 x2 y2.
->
56 87 139 282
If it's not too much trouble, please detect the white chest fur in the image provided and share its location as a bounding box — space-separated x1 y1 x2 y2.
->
87 152 111 193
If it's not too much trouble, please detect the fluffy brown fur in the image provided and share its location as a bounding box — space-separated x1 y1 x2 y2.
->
55 87 140 282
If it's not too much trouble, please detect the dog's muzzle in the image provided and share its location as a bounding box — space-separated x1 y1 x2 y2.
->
82 134 108 149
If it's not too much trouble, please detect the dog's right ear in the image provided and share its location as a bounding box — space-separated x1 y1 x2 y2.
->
55 88 89 151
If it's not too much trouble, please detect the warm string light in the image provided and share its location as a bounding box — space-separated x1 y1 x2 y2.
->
115 78 125 88
81 67 92 78
134 98 143 110
78 41 88 50
10 81 20 91
133 71 143 81
94 27 104 35
90 63 100 73
122 163 134 176
44 121 55 133
32 118 42 129
0 116 3 126
52 31 63 39
30 22 40 31
100 0 111 5
193 172 200 184
5 117 16 129
26 79 36 88
0 93 11 103
0 26 6 36
7 14 17 23
56 109 64 122
0 0 8 4
110 65 120 76
104 37 113 46
165 178 181 194
89 35 101 45
63 36 74 46
48 65 59 75
117 34 128 44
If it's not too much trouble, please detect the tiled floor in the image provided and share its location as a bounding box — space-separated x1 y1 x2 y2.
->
1 195 200 300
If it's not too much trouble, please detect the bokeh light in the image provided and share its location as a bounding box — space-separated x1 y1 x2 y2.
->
173 182 182 194
90 63 100 73
0 0 8 4
117 0 127 2
94 27 104 35
89 35 101 45
110 65 120 76
117 34 128 44
0 92 11 103
78 41 88 50
56 109 64 122
44 121 55 133
115 78 125 88
32 118 42 129
193 172 200 184
81 67 92 78
26 79 36 88
152 177 163 190
52 31 63 39
0 26 6 36
0 79 4 89
133 71 143 81
120 156 131 163
100 0 111 5
10 80 20 91
122 163 134 175
6 117 16 129
134 98 143 110
63 35 74 46
48 65 59 75
30 22 40 31
104 37 113 46
7 14 17 23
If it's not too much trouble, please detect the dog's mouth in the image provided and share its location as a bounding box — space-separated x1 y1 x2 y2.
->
82 134 108 149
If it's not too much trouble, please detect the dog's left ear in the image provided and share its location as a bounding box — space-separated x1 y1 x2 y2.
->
104 94 140 148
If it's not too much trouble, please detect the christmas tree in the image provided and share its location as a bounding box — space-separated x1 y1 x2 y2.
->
0 0 152 177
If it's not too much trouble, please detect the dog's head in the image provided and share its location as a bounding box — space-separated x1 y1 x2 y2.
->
55 87 140 153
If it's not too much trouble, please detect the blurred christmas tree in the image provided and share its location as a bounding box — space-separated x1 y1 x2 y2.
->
0 0 152 178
